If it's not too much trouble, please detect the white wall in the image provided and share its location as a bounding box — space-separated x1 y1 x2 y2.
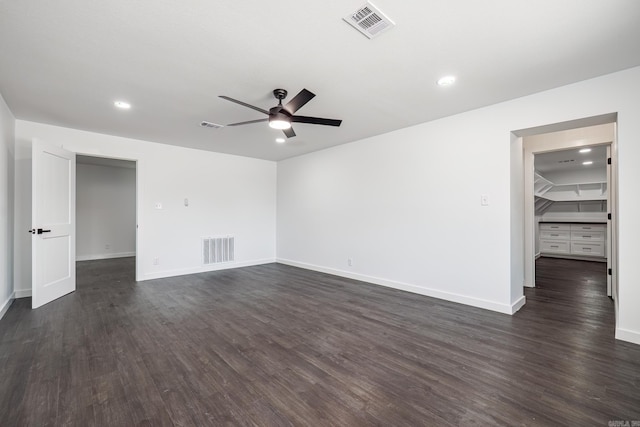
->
277 66 640 345
0 93 15 319
14 121 276 292
278 112 514 313
76 162 136 260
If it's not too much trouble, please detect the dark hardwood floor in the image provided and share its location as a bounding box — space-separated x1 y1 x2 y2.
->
1 257 639 426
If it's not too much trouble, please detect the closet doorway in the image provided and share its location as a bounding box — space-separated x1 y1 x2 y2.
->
523 121 618 305
534 146 614 309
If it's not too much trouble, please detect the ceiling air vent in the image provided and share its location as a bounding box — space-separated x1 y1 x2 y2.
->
200 121 224 129
343 2 395 39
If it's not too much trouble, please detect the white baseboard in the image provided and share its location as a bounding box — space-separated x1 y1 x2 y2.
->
141 258 276 281
0 292 15 320
277 258 518 315
14 289 32 298
511 295 526 314
615 328 640 346
76 252 136 261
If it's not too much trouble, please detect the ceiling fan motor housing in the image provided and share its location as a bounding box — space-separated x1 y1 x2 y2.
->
270 105 291 117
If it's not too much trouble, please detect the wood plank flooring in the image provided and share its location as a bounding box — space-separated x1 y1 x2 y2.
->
1 257 639 426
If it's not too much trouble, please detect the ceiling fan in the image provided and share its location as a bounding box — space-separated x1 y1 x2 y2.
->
218 88 342 138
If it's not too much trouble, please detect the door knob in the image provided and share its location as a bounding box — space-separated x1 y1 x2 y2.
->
28 228 51 234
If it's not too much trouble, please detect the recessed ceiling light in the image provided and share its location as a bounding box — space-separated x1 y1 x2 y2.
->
114 101 131 109
276 138 285 144
579 148 592 153
437 75 456 87
583 161 593 165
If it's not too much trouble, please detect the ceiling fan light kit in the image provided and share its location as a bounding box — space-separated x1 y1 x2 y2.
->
268 119 291 130
217 88 342 139
268 102 292 129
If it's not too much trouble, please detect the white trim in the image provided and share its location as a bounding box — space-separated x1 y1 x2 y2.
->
76 252 136 261
0 292 15 320
615 328 640 346
277 258 519 315
141 258 276 281
14 289 32 298
511 295 526 314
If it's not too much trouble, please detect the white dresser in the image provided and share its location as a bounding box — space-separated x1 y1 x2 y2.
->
539 222 606 260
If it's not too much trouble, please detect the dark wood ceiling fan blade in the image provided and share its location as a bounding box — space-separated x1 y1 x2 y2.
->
284 89 315 114
219 96 269 115
226 118 268 126
283 127 296 138
292 115 342 127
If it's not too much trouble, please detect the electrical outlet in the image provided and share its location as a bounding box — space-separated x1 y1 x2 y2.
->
481 194 489 206
153 257 159 265
154 202 163 209
348 258 353 267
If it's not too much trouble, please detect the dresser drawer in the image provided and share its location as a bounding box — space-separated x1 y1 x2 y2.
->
540 230 570 240
571 241 605 257
540 240 570 254
570 223 606 232
570 231 604 242
540 223 571 232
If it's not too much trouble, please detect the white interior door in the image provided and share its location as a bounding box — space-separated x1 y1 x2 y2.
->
31 139 76 309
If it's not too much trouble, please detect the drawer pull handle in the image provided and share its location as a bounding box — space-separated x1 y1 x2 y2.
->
550 245 559 248
582 227 591 230
583 247 591 251
583 235 591 238
551 226 559 229
550 234 559 236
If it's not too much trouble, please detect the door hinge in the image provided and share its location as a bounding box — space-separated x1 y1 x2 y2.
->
608 213 612 220
608 268 612 276
607 157 611 165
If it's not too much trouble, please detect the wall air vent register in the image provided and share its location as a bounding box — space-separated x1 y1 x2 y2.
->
203 236 235 264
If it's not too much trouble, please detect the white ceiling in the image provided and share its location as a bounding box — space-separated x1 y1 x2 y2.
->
1 1 640 161
535 145 607 175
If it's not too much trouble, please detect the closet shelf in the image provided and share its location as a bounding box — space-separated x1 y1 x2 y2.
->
534 172 607 201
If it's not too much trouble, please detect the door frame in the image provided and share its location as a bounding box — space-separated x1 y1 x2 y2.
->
74 152 141 282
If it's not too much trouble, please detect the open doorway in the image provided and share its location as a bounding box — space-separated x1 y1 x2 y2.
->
533 145 611 305
534 145 609 267
520 120 618 332
76 155 136 277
